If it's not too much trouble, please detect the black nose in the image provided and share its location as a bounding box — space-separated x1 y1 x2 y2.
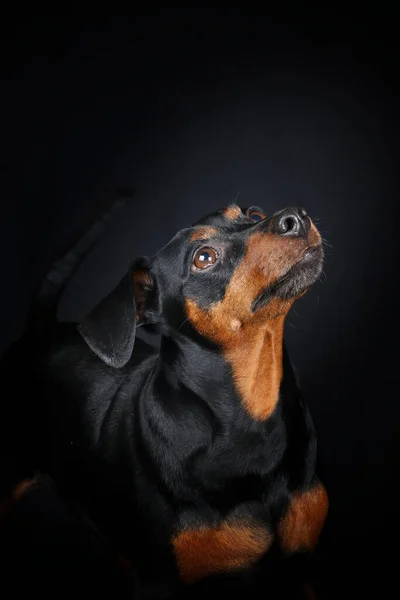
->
270 207 310 237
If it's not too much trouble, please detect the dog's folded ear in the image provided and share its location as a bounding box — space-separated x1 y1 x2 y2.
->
78 258 159 368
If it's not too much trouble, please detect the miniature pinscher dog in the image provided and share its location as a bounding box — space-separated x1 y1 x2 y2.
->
0 202 328 599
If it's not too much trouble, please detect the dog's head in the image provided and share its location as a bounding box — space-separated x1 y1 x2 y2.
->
78 205 323 367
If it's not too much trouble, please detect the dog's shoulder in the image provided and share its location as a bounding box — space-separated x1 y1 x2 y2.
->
1 322 158 419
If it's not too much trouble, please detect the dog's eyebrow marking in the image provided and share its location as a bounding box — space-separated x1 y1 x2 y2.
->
172 519 273 583
223 204 242 220
190 226 219 242
278 482 329 553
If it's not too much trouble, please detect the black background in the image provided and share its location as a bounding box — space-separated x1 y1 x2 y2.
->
1 12 398 597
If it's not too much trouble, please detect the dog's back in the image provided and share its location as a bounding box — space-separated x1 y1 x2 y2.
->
0 195 155 499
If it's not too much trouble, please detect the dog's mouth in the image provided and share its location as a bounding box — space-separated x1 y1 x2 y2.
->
251 244 324 312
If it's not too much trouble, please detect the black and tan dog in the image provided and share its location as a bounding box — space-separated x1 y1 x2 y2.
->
0 203 328 598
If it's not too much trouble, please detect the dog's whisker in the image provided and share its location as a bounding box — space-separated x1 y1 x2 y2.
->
319 269 328 283
321 237 333 249
233 192 241 205
177 317 190 332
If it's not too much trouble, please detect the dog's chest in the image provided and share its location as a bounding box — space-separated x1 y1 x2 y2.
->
171 505 273 584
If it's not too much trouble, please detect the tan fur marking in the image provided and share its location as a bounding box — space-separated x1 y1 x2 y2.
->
302 583 318 600
187 297 287 420
0 479 37 520
278 483 329 553
115 554 132 573
190 227 219 242
307 222 321 247
173 520 273 583
223 204 242 220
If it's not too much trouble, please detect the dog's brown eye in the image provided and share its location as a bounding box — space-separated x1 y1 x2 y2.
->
193 247 217 270
248 210 266 222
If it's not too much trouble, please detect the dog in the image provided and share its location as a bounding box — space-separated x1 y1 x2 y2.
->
0 202 328 599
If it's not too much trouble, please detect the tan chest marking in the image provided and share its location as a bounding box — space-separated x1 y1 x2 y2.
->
278 482 329 553
172 519 273 583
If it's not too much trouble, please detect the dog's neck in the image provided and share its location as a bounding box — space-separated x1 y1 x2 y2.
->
222 315 285 421
157 316 286 422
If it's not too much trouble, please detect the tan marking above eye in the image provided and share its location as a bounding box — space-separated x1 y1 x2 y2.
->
193 247 218 270
223 204 242 220
190 226 219 242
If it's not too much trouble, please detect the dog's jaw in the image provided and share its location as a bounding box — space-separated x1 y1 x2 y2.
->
251 244 324 311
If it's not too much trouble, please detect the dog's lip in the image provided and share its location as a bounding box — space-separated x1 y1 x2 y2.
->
251 243 323 312
275 244 322 285
300 244 320 261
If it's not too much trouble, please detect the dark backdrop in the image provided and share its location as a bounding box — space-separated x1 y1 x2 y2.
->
1 13 398 597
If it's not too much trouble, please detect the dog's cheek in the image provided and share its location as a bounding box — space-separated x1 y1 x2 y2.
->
308 221 322 246
257 236 303 284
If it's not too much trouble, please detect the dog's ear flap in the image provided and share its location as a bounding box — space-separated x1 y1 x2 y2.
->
78 259 158 368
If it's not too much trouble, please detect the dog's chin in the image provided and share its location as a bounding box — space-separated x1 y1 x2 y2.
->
251 245 324 312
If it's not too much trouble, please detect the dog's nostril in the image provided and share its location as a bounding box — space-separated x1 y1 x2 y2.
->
270 207 310 237
282 216 297 233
